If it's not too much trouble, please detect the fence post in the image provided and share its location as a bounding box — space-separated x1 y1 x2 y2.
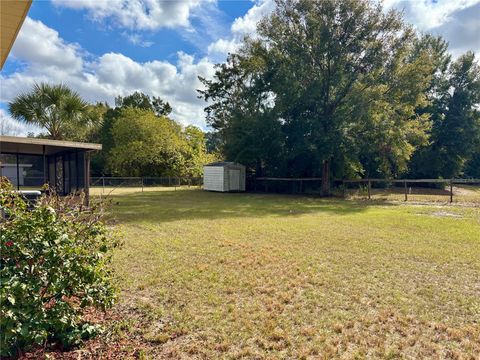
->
367 179 371 200
343 180 346 198
141 177 144 192
450 179 453 203
102 176 105 194
404 180 407 201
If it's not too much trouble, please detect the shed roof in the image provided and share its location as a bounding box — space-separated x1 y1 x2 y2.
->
0 136 102 155
205 161 244 167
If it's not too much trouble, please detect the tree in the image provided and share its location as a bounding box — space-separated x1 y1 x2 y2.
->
200 54 285 177
89 92 180 176
107 108 183 176
115 91 172 117
205 131 223 154
465 149 480 178
438 53 480 177
200 0 433 192
8 83 90 140
410 52 480 178
183 126 217 177
106 108 212 177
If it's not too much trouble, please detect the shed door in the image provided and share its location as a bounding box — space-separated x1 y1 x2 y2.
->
229 169 240 191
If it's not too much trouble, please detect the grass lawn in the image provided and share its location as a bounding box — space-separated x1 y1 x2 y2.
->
86 189 478 358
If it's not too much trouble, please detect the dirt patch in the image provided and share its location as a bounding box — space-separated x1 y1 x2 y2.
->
452 186 479 196
417 211 463 218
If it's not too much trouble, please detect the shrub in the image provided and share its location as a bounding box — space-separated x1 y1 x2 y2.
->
0 179 119 357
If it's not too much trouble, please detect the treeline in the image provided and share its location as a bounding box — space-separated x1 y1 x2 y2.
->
199 0 480 189
9 88 216 177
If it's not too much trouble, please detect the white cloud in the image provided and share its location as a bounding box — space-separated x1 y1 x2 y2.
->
429 2 480 57
3 0 479 136
230 0 275 35
178 1 232 54
383 0 480 30
51 0 205 30
383 0 480 57
207 0 480 59
208 0 275 58
122 32 154 47
207 38 240 57
0 109 41 136
1 18 215 130
10 17 83 72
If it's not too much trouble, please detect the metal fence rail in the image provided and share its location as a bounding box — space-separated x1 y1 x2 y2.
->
340 178 480 202
90 176 202 193
253 177 324 193
8 175 480 203
250 177 480 203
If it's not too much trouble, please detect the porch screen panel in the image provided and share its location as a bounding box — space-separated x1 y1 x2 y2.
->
18 154 44 190
77 152 85 191
69 152 77 192
48 156 56 188
0 154 17 186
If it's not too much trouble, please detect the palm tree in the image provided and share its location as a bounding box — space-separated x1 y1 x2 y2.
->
8 83 89 140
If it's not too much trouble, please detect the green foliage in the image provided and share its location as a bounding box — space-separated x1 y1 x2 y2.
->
200 0 434 180
115 91 172 117
410 51 480 178
8 83 92 140
183 125 218 177
81 102 110 142
106 108 214 177
0 179 119 357
87 92 213 177
205 131 223 154
465 150 480 177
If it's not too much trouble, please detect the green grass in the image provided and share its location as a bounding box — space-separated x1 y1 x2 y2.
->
104 189 479 359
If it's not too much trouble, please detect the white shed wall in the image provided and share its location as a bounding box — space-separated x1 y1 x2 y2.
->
203 163 246 192
203 166 225 191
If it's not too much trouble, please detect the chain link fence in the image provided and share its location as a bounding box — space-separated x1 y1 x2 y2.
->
89 176 202 195
9 175 480 204
249 177 480 204
339 178 480 204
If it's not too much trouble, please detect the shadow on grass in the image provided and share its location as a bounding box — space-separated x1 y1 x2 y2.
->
104 189 397 224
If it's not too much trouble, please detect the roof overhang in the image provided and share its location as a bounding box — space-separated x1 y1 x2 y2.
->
0 136 102 156
1 0 32 69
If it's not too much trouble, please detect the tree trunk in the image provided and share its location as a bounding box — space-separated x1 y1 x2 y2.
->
321 159 330 196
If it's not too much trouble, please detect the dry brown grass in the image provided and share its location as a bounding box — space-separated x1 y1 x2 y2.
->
27 189 480 359
108 190 479 359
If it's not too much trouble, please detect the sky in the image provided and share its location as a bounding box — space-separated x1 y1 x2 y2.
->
1 0 479 136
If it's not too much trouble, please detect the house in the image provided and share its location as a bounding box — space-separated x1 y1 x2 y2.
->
0 135 101 202
0 163 32 186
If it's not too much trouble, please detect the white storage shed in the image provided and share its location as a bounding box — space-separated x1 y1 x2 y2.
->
203 162 246 192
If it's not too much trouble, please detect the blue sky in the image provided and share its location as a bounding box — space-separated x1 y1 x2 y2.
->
1 0 480 135
23 0 251 63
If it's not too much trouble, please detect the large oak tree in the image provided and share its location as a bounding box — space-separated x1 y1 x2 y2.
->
200 0 434 193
